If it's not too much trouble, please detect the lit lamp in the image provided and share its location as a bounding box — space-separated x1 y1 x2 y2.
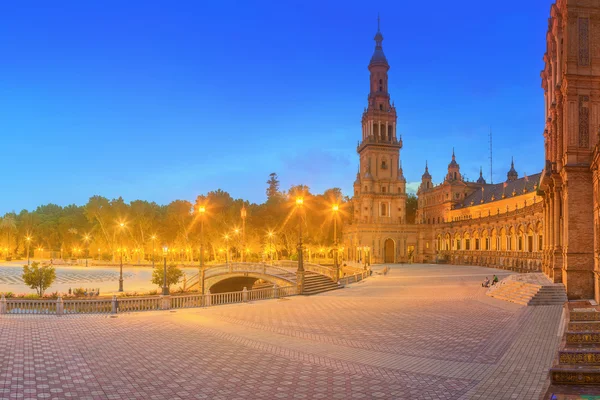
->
296 196 305 293
83 234 91 267
162 245 169 295
267 231 275 264
241 206 247 263
151 235 157 268
224 234 230 265
25 235 32 266
198 205 206 294
332 204 339 282
118 222 126 292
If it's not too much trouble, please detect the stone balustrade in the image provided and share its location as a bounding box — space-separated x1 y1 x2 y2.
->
0 284 298 316
439 250 542 272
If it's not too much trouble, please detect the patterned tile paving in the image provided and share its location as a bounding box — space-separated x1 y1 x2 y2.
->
0 264 563 399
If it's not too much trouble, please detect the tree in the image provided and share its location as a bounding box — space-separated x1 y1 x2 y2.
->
1 214 17 257
22 262 56 296
151 263 183 289
266 173 280 200
405 194 418 224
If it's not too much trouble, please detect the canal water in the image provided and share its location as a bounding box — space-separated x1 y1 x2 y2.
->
0 261 201 296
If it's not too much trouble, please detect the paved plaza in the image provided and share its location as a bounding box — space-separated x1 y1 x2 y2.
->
0 264 564 399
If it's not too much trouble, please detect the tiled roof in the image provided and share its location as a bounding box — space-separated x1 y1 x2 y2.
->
455 172 542 209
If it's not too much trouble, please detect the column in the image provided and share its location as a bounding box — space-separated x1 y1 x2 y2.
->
553 186 563 283
385 121 388 141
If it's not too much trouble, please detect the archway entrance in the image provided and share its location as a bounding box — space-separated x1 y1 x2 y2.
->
384 239 395 263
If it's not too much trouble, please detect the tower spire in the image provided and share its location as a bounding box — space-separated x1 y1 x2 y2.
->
377 13 380 32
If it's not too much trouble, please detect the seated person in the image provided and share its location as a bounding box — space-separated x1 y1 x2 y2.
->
491 275 499 285
482 277 490 288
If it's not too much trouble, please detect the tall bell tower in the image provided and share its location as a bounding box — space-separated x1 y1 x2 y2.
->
345 18 414 266
354 18 406 225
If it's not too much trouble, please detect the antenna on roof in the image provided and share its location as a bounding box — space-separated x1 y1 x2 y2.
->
489 127 493 184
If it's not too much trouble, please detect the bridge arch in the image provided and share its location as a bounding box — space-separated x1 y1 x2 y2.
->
205 272 293 293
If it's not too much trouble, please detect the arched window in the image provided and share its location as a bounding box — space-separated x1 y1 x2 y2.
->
379 104 383 110
382 186 386 193
381 203 387 216
453 172 457 180
364 185 368 192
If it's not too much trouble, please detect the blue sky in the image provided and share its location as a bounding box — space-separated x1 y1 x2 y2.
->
0 0 553 213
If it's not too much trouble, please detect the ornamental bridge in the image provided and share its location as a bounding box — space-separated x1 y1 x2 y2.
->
184 261 340 295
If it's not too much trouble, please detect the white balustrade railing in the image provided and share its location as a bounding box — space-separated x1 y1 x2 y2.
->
5 299 57 315
64 299 113 314
0 284 299 317
171 294 204 309
117 297 161 312
338 271 369 285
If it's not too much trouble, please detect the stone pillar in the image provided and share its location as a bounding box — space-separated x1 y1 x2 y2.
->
242 287 248 302
553 184 563 283
0 294 6 314
205 289 212 307
56 297 64 316
296 271 305 295
273 284 279 299
562 166 595 299
160 295 171 310
111 295 118 314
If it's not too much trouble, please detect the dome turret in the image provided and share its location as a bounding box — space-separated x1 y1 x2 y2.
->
507 157 518 182
476 166 487 184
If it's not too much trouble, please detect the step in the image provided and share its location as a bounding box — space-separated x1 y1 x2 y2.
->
569 321 600 332
302 286 341 295
550 364 600 385
559 345 600 365
566 331 600 344
570 309 600 322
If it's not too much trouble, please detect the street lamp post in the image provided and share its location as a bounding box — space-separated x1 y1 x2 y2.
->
25 236 32 266
162 246 169 295
224 234 230 266
241 206 247 263
118 222 125 292
83 234 91 268
332 204 339 282
151 235 157 268
296 197 305 294
267 231 274 265
198 205 206 295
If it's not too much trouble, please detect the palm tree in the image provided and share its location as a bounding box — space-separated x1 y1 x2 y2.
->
1 215 17 259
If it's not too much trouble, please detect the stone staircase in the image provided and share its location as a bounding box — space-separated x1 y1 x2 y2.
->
302 272 339 295
487 273 567 306
549 305 600 388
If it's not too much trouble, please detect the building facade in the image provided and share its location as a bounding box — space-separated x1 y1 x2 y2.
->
540 0 600 300
343 22 418 265
344 2 600 301
414 151 545 268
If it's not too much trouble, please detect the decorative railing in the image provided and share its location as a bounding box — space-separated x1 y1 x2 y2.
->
0 284 298 316
64 299 113 314
445 201 543 225
5 299 57 315
274 260 337 281
339 270 370 285
438 250 542 272
117 297 162 312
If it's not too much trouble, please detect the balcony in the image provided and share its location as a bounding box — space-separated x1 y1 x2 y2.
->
357 135 402 152
437 250 542 272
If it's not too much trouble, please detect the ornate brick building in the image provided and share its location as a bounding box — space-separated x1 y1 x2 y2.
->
343 21 418 265
344 3 600 295
540 0 600 300
414 151 545 267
